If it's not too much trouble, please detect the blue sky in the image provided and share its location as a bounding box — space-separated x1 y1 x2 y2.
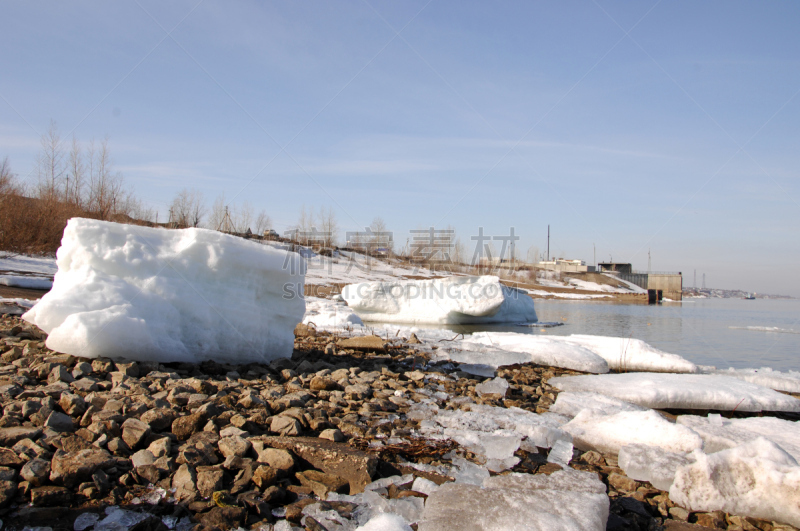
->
1 1 799 295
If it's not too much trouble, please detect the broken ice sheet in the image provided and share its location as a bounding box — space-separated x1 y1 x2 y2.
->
547 439 574 466
419 469 608 531
618 443 694 491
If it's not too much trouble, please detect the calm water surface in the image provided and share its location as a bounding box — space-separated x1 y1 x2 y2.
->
443 298 800 372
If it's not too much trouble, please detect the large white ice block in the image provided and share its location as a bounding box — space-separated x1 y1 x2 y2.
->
562 409 703 455
461 332 608 374
701 366 800 393
549 373 800 412
618 444 694 491
22 218 306 363
418 469 608 531
342 276 537 325
558 334 697 373
670 438 800 528
676 415 800 460
550 391 647 418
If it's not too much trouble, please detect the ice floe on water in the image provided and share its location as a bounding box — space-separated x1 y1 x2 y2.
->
676 414 800 460
669 438 800 528
549 372 800 412
342 276 537 325
22 218 306 363
418 469 609 531
562 409 703 455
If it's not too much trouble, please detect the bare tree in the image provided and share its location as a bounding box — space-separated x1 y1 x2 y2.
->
35 121 66 201
169 188 205 228
66 136 85 208
295 204 314 245
254 210 272 235
369 217 392 253
86 138 127 220
0 157 15 196
318 206 338 247
207 194 229 231
233 201 254 234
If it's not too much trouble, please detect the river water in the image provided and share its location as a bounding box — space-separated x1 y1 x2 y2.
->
443 298 800 372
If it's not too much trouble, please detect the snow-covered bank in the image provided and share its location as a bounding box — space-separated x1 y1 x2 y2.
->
22 218 306 363
342 276 537 325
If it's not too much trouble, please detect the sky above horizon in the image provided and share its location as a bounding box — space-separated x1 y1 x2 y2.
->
1 1 799 295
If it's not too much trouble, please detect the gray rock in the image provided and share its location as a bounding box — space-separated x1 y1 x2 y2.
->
131 449 156 468
21 457 49 486
255 448 295 473
49 448 115 487
48 365 74 384
0 426 42 446
58 393 86 416
270 416 302 436
147 437 171 458
196 466 224 497
44 411 75 433
121 418 150 449
218 436 251 459
319 428 345 442
172 464 197 500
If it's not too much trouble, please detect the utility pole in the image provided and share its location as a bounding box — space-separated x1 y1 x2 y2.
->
702 273 706 289
694 269 696 289
593 243 596 268
547 225 550 261
648 249 651 272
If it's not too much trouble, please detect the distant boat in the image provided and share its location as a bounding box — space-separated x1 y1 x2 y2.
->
743 293 756 300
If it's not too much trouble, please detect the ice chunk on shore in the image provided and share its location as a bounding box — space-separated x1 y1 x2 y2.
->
303 296 363 328
550 391 647 418
549 373 800 412
676 415 800 460
0 275 53 289
22 218 305 363
670 438 800 528
461 332 609 374
419 469 608 531
356 513 413 531
420 404 571 465
559 334 697 373
701 366 800 393
618 444 694 491
562 409 703 455
342 276 537 325
475 377 509 396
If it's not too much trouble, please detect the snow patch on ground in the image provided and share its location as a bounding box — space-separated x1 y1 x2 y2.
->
549 372 800 412
22 218 306 363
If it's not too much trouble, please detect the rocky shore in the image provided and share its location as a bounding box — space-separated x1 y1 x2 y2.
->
0 313 796 531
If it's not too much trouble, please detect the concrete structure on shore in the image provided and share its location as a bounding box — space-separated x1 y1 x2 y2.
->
614 271 683 301
538 259 596 273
